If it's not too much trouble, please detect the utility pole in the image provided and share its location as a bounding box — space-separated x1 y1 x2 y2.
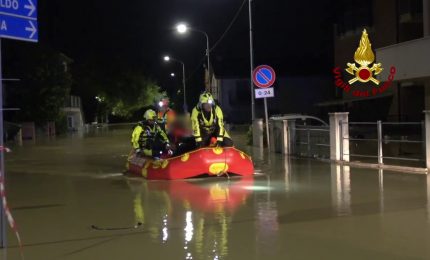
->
249 0 255 121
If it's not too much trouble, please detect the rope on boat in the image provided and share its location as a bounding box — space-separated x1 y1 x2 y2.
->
215 146 230 179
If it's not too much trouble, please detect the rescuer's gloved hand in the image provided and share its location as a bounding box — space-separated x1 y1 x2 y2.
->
135 148 142 156
167 149 174 156
216 141 223 147
196 141 202 148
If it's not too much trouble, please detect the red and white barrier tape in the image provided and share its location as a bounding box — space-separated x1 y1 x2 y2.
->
0 146 23 249
0 146 11 152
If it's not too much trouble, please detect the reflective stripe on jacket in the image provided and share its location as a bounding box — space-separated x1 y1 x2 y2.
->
131 122 169 156
191 105 229 142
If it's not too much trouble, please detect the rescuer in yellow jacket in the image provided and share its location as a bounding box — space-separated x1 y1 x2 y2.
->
191 92 233 148
131 109 173 158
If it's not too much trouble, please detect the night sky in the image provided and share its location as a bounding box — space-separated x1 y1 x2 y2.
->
6 0 335 100
47 2 333 70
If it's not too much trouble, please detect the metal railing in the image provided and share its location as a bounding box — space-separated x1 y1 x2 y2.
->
340 120 425 167
293 125 330 158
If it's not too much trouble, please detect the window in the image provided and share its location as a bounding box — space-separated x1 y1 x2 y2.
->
398 0 423 22
398 0 423 41
336 0 373 36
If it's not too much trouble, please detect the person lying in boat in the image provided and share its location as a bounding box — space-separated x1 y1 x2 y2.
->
191 91 233 148
168 117 195 155
131 109 173 159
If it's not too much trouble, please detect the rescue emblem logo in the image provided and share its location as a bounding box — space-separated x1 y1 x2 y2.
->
345 29 382 85
332 29 396 98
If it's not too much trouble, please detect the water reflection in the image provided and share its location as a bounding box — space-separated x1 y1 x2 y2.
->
256 200 279 255
330 165 430 219
283 156 292 191
330 165 351 216
378 169 384 213
184 211 194 259
251 146 265 162
162 214 169 243
126 177 254 259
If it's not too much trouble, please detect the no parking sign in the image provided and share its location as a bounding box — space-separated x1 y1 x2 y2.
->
252 65 276 98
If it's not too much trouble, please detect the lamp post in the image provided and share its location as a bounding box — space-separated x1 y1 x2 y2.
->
176 23 211 91
95 96 109 124
249 0 255 121
164 55 187 112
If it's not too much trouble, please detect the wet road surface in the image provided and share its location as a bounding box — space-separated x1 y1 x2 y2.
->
1 126 430 259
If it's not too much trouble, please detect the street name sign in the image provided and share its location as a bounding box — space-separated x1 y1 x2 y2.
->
0 0 38 42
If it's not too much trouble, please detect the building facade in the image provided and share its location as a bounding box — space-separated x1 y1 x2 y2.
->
333 0 430 121
63 95 84 131
217 76 332 124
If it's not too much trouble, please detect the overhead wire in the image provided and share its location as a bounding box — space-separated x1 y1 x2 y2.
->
185 0 248 82
209 0 247 52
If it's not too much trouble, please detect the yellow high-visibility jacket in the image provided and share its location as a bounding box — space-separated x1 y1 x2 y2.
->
131 122 169 156
191 105 230 142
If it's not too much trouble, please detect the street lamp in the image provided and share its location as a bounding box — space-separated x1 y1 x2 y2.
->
164 55 187 113
94 96 110 123
175 23 211 90
176 23 187 34
170 73 176 77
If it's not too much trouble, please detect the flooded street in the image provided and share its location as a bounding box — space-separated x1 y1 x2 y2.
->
1 126 430 259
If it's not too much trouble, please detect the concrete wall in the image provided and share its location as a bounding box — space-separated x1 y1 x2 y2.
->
376 36 430 80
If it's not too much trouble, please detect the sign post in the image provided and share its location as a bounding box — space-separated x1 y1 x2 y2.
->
252 65 276 151
0 0 38 248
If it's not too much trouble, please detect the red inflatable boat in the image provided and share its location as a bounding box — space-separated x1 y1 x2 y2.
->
126 147 254 180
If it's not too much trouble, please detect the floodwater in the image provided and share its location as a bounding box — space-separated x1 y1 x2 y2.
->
1 126 430 260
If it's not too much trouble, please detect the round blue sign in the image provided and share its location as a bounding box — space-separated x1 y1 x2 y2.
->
252 65 276 88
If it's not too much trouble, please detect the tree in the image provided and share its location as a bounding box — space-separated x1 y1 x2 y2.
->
99 71 164 120
5 44 72 125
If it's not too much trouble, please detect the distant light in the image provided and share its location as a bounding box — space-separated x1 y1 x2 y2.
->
164 56 170 61
158 101 164 107
176 23 188 34
171 73 175 77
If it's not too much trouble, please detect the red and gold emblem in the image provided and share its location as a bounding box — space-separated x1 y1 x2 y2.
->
346 29 383 85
